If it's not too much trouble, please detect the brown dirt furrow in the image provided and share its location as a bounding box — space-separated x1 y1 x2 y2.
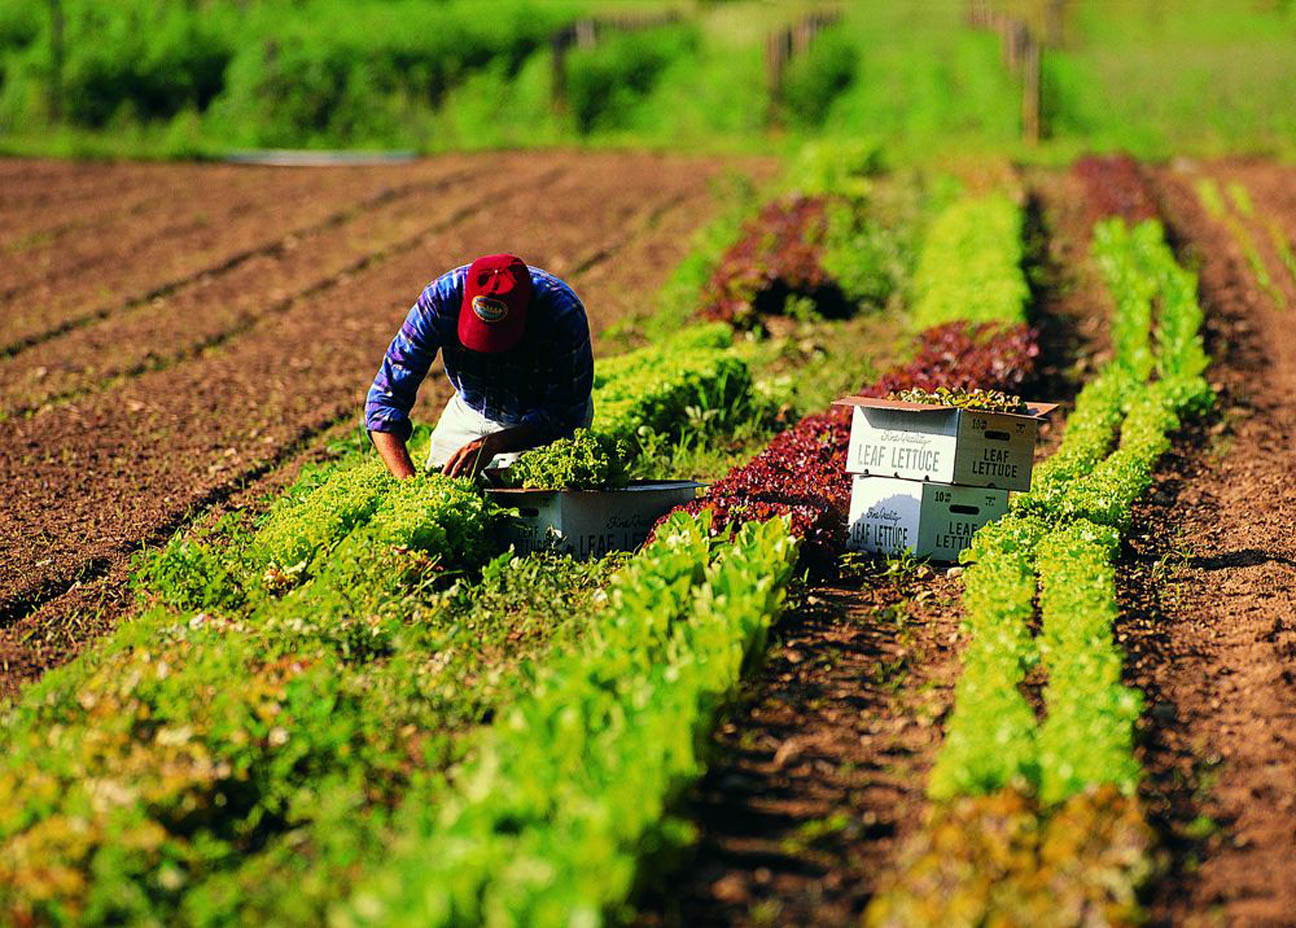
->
0 152 761 662
1 162 363 289
637 575 965 928
0 159 535 417
0 156 479 351
635 167 1104 926
0 158 454 277
0 159 172 215
0 162 269 254
1121 164 1296 927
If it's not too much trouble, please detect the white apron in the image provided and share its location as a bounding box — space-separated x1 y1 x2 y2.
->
425 394 594 471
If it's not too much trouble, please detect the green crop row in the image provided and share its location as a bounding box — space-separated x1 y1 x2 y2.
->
347 511 799 925
929 217 1212 801
927 544 1038 799
874 215 1214 924
1194 177 1287 310
0 475 533 925
909 193 1029 330
592 323 758 450
137 463 495 611
1035 524 1142 805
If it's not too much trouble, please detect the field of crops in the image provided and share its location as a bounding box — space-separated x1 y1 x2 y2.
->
3 143 1295 926
3 2 1296 926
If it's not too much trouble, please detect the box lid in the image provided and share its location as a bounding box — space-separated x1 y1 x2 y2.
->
485 479 704 498
833 395 1058 420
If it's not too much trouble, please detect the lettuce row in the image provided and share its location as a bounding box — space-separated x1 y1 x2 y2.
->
592 337 755 449
248 457 395 576
1035 523 1143 804
930 218 1213 803
927 547 1039 800
346 512 800 927
1091 218 1158 380
910 194 1029 330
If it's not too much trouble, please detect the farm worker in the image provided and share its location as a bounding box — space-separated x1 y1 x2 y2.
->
365 253 594 479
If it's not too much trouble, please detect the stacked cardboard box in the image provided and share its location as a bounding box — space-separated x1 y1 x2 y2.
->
834 396 1056 562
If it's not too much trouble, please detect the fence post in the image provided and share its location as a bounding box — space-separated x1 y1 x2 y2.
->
48 0 63 122
550 27 571 110
1045 0 1066 47
1021 32 1041 143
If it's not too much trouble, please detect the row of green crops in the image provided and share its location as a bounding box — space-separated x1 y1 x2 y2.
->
0 473 521 925
868 215 1212 924
1195 176 1290 310
348 512 798 925
591 322 760 449
909 193 1030 331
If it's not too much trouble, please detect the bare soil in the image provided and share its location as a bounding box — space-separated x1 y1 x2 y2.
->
1119 162 1296 927
0 159 478 352
0 151 775 699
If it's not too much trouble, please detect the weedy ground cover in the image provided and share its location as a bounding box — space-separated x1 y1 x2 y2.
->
349 513 799 925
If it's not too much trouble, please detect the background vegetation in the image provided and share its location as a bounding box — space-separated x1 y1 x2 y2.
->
0 0 1292 159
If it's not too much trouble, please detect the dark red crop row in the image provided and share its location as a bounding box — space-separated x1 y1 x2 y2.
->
666 321 1040 568
699 195 848 327
1071 153 1159 228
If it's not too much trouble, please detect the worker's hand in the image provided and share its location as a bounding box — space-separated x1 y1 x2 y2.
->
442 433 500 480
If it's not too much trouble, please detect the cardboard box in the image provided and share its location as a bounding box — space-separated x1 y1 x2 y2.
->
485 480 702 560
835 396 1057 492
847 476 1010 562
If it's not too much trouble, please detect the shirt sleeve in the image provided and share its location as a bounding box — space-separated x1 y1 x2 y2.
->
364 283 449 442
519 289 594 443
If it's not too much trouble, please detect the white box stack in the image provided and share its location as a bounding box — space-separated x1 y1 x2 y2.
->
834 396 1056 562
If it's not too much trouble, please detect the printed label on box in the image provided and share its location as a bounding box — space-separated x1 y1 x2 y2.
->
847 476 1009 562
488 482 700 560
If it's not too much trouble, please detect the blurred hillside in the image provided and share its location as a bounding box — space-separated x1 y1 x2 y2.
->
0 0 1292 159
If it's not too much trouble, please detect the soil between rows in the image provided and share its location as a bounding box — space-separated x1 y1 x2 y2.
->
0 158 542 416
1119 162 1296 927
0 151 776 698
1 159 491 353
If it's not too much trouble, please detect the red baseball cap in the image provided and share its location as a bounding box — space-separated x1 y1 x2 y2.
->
459 253 532 353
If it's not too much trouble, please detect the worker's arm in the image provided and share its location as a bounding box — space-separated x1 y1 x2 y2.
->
365 274 459 478
371 430 417 479
442 422 542 479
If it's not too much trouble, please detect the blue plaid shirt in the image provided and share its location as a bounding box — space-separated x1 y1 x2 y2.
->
365 265 593 443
